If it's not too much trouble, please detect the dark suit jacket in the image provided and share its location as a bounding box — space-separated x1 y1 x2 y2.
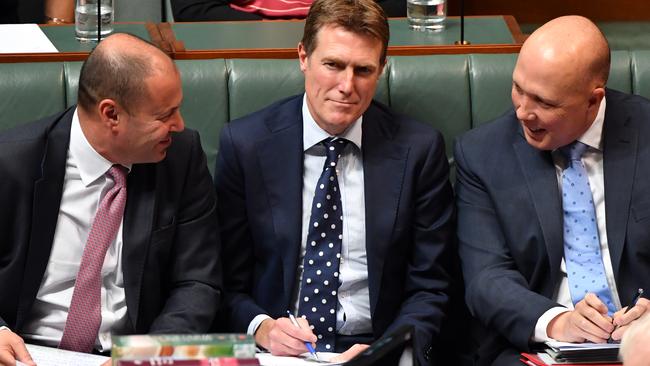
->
214 95 455 365
0 107 222 338
172 0 406 21
454 89 650 365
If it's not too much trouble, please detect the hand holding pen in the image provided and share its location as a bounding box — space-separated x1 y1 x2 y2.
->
287 311 320 361
610 288 647 342
253 313 318 357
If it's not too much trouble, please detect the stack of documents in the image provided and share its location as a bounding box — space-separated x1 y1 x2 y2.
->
520 341 621 365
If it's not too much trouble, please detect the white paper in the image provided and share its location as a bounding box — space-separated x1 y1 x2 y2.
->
18 344 109 366
256 352 343 366
545 340 620 350
0 24 58 53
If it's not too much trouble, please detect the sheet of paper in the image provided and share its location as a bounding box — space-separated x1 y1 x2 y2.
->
256 352 343 366
545 341 620 350
0 24 58 53
17 344 109 366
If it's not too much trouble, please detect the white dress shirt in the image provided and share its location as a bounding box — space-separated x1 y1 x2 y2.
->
247 95 372 337
533 97 623 341
21 109 130 351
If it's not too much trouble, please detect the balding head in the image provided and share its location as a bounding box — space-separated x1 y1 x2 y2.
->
511 16 609 151
521 16 610 89
78 33 178 114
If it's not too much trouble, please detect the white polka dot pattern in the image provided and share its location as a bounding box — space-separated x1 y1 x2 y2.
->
298 137 348 352
59 165 127 353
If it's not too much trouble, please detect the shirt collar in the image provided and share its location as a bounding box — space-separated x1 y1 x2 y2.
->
577 95 606 151
302 94 363 152
70 108 131 187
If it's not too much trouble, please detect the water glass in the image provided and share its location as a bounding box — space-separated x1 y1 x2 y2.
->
75 0 114 42
407 0 447 31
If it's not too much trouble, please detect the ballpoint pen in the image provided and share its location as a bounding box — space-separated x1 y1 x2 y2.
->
609 288 644 343
287 310 320 361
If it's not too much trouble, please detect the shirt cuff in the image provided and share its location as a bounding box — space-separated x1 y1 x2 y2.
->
248 314 272 336
0 326 9 332
533 307 571 342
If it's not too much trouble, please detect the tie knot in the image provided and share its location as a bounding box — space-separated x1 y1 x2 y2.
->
323 137 349 162
561 141 588 162
107 165 127 188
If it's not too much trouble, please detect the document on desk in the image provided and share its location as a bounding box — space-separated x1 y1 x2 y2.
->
545 341 620 350
15 344 110 366
256 352 343 366
0 24 58 53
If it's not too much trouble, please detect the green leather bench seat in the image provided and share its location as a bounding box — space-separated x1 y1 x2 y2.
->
2 50 650 176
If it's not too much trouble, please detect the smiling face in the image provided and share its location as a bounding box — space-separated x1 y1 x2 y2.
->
510 17 608 151
511 52 602 151
112 69 184 164
299 24 385 135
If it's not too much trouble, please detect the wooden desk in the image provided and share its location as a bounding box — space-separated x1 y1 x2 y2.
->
0 16 523 63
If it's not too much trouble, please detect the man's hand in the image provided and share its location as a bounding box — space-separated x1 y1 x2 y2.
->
610 297 649 341
330 344 369 363
254 317 317 356
547 293 614 343
0 329 35 366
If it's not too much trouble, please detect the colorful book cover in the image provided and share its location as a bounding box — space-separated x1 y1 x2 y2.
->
115 357 260 366
112 334 256 361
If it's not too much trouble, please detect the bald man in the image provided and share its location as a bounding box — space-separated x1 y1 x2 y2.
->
0 33 221 365
455 16 650 365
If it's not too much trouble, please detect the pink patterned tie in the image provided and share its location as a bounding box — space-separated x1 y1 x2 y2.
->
59 165 127 353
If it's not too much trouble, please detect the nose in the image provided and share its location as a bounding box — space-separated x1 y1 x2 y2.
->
170 110 185 132
515 96 535 122
337 68 354 96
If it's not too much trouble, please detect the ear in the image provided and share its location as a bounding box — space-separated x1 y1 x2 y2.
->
97 99 120 129
588 87 606 110
298 42 308 73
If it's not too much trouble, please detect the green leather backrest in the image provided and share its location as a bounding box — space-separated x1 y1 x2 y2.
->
468 54 517 127
388 55 471 158
176 59 229 175
3 50 650 179
0 63 66 130
632 50 650 99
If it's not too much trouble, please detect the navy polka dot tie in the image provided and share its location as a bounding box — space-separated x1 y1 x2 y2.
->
298 137 348 352
561 141 616 315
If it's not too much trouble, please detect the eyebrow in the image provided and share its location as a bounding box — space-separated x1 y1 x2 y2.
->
322 56 378 71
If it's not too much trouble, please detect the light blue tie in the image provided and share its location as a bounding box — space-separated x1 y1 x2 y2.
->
561 141 616 315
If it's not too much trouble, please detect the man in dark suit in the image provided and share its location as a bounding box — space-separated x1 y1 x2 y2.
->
0 33 221 365
214 0 454 364
455 16 650 365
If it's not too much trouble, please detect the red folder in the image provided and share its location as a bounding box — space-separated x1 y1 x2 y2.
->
520 352 621 366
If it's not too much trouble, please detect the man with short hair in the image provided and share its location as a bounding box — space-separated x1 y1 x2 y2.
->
0 33 221 365
214 0 455 364
455 16 650 365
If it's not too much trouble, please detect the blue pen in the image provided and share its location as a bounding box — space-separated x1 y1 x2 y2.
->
287 310 320 361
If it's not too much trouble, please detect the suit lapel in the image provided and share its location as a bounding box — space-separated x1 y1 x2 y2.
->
513 133 564 287
362 104 409 317
17 109 73 330
602 94 636 277
122 163 156 331
255 98 304 305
